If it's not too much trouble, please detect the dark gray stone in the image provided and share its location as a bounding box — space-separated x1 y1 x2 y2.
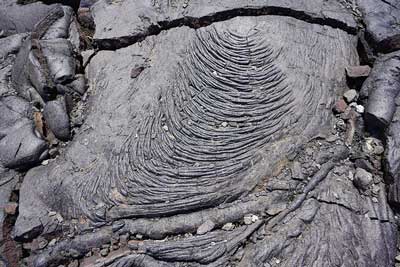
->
43 97 70 141
0 123 47 169
0 95 48 170
353 167 373 191
80 0 98 8
355 158 375 173
363 51 400 132
0 169 18 266
240 169 397 267
0 96 31 139
385 96 400 206
41 0 80 11
11 5 78 102
41 6 73 40
0 33 28 59
0 1 59 37
291 161 304 180
67 75 87 95
0 169 18 246
357 0 400 53
40 38 75 84
0 34 28 97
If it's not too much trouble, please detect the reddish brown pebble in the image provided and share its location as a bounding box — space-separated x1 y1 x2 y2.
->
346 65 371 78
333 99 348 114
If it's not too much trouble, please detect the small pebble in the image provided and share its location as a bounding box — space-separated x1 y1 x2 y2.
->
68 260 79 267
395 255 400 262
291 161 304 180
326 135 338 142
55 213 64 222
48 211 57 216
38 239 48 249
343 89 357 103
120 233 129 245
353 168 373 190
374 145 385 155
222 222 235 231
333 99 348 114
196 219 216 235
130 66 144 79
355 104 364 113
371 184 380 195
100 248 109 257
136 233 143 239
4 202 18 215
244 214 259 225
48 239 57 246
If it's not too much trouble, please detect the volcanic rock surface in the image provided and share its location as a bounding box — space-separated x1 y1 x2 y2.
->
1 0 400 267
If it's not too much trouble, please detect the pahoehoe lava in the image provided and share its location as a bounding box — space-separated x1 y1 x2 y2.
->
76 27 297 221
5 1 400 266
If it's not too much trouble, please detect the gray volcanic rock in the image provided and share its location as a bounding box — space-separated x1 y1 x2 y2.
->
0 123 47 169
354 167 373 190
357 0 400 52
0 169 18 239
16 12 358 250
3 1 397 266
0 95 48 170
0 96 31 139
0 169 18 264
240 168 397 267
40 38 75 83
362 51 400 132
67 74 87 95
386 96 400 206
0 34 28 96
43 97 70 141
80 0 98 8
91 0 357 49
0 1 59 37
11 5 79 103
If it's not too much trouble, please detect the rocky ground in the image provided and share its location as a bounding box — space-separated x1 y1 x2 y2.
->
0 0 400 266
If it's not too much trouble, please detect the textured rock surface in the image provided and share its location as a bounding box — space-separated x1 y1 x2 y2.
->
0 123 47 169
0 34 28 96
43 97 70 141
91 0 357 49
0 96 47 169
16 15 358 234
0 1 59 37
0 0 399 266
386 96 400 206
362 51 400 132
0 170 18 244
11 5 78 103
357 0 400 52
